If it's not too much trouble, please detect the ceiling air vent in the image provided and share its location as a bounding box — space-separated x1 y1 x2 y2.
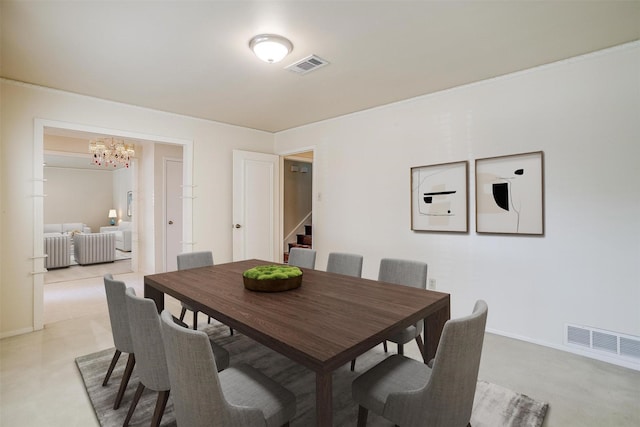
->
285 55 329 75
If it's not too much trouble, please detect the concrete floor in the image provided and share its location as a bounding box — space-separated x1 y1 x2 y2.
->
1 272 638 426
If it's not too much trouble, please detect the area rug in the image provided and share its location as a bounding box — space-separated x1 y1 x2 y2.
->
76 324 548 427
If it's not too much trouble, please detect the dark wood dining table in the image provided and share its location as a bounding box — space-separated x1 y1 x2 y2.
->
144 259 450 427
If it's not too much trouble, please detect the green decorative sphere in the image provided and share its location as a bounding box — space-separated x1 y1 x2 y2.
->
243 265 303 292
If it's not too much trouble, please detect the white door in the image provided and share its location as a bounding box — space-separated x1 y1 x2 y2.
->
233 150 280 262
165 159 183 271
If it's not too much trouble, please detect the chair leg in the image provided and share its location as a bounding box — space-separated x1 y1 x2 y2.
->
415 335 426 362
350 359 356 371
192 310 198 330
179 307 187 321
150 390 170 427
383 340 388 352
357 405 368 427
102 349 121 386
114 353 136 410
397 343 404 355
123 382 145 426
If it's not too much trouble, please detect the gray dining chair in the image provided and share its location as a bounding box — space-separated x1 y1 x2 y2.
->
326 252 363 277
124 288 230 427
352 300 488 427
177 250 233 334
287 247 316 269
351 258 428 371
159 310 297 427
102 274 135 410
326 252 365 371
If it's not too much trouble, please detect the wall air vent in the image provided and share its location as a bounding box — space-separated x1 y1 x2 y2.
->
566 324 640 363
285 55 329 75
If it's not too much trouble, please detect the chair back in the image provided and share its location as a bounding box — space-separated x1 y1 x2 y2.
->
160 310 263 426
326 252 363 277
378 258 428 288
124 288 170 392
378 259 428 335
103 274 134 354
177 251 214 270
288 247 316 269
389 300 488 427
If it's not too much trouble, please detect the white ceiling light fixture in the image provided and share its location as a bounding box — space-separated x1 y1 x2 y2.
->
249 34 293 63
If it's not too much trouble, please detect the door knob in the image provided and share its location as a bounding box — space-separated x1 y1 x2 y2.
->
234 224 242 229
168 220 174 225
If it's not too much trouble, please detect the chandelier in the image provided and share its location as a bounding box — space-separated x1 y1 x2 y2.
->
89 137 135 168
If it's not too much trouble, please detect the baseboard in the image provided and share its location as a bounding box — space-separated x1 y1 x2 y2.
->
0 326 34 339
486 328 640 372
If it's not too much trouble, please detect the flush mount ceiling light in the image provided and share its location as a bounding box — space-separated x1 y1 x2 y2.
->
249 34 293 63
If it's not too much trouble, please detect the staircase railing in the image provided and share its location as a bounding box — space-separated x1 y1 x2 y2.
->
283 211 312 250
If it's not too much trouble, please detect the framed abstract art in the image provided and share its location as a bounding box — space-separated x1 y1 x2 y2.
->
411 161 468 232
475 151 544 235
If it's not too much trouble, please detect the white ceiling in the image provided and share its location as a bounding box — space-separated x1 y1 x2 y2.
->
2 1 639 133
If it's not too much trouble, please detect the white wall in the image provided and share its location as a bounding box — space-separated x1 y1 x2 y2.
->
44 167 114 232
275 43 640 361
0 80 273 337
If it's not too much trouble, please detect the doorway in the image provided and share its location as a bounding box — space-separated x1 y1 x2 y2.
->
282 151 314 262
33 118 194 331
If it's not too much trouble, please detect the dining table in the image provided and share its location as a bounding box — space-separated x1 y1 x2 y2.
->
144 259 450 427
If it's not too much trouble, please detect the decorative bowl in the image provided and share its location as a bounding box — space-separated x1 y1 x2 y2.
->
242 265 303 292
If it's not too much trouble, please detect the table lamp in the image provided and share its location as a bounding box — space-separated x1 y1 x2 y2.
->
108 209 117 225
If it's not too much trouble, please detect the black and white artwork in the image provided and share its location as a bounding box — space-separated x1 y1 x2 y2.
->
411 161 468 232
475 151 544 235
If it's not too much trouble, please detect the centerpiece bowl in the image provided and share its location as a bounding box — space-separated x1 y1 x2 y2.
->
242 265 303 292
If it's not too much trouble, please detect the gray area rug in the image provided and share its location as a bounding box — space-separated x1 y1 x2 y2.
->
76 324 548 427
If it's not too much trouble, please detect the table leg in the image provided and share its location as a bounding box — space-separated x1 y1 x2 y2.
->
423 302 450 361
316 371 332 427
144 282 165 313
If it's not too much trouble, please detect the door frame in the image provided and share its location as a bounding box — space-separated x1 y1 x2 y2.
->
33 118 193 331
276 146 316 262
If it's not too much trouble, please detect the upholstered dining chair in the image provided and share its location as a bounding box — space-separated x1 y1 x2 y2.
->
124 288 230 427
102 274 135 410
352 300 488 427
159 310 297 427
351 258 428 371
287 247 316 269
176 250 225 332
326 252 363 277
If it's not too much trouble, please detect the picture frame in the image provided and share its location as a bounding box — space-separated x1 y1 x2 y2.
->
475 151 544 235
127 191 133 217
411 161 468 232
